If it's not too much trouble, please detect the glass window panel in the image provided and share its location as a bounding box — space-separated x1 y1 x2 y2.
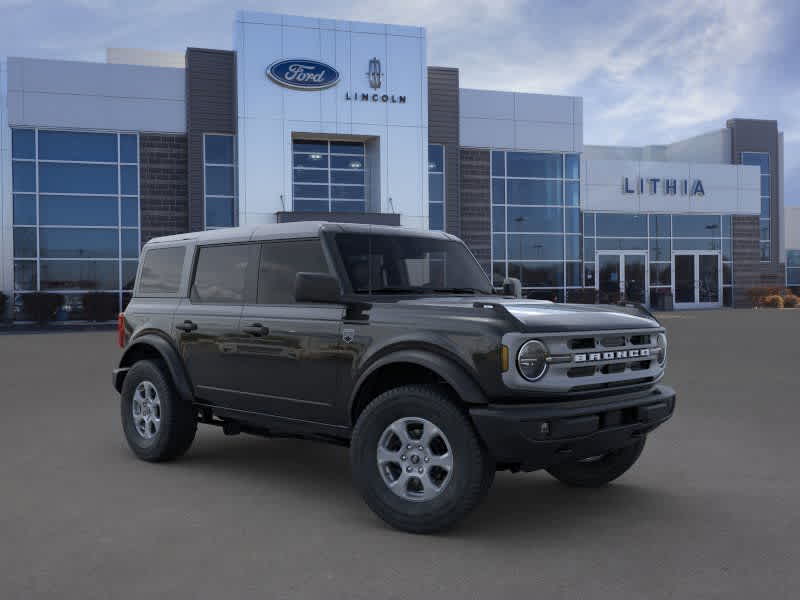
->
787 268 800 285
492 179 505 205
121 198 139 227
761 197 770 218
122 230 139 258
673 238 721 251
583 237 595 261
12 129 35 159
584 262 595 287
191 243 252 304
330 141 364 155
428 145 444 172
491 151 505 177
293 168 328 183
565 235 581 260
40 261 119 290
492 235 506 260
507 152 562 178
293 140 328 154
205 165 234 196
760 242 770 261
428 173 443 203
331 155 363 170
14 261 37 291
332 201 365 213
525 289 564 302
492 262 506 287
507 179 562 205
293 153 329 168
507 235 564 260
759 219 770 240
566 262 581 287
294 184 329 199
649 214 671 237
672 214 721 237
40 228 118 259
138 246 186 295
13 227 37 258
122 261 139 290
741 152 769 174
492 206 505 232
722 238 732 261
121 165 138 195
294 199 329 212
40 195 118 226
120 134 138 163
723 263 732 285
595 213 647 237
565 181 579 206
650 263 671 286
258 240 329 304
428 203 444 230
38 130 117 162
723 287 732 307
760 175 770 197
596 238 648 251
565 207 580 233
721 215 732 237
39 163 117 194
787 251 800 268
649 238 671 261
331 185 364 200
13 194 36 225
204 135 234 164
206 197 234 228
507 206 563 233
565 154 580 180
583 213 595 236
508 261 564 287
12 161 35 192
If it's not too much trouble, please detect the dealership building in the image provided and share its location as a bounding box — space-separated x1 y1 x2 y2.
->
0 10 794 318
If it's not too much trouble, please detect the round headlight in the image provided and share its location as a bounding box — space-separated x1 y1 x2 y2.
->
656 333 667 365
517 340 549 381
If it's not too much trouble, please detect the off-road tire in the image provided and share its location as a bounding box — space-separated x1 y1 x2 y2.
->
350 384 494 534
120 359 197 462
546 436 646 487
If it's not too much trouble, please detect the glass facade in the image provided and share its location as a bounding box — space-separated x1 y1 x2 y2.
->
428 144 444 230
11 128 140 319
742 152 770 261
204 134 237 229
788 250 800 287
491 150 580 300
292 140 366 212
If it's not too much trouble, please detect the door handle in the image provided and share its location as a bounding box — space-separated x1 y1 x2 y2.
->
176 320 198 332
242 323 270 336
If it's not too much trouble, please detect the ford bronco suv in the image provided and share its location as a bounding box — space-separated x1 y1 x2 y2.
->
113 222 675 533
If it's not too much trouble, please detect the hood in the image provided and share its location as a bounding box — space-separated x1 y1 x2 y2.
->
391 296 660 333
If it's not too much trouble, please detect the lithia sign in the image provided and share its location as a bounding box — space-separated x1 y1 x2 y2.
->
623 176 705 196
267 57 406 103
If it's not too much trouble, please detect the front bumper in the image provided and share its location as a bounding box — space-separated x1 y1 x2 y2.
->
470 385 676 471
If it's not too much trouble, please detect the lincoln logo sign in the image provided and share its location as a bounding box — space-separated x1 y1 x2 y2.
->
623 176 705 196
266 59 340 90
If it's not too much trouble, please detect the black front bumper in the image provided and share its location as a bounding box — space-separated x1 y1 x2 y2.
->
470 385 676 471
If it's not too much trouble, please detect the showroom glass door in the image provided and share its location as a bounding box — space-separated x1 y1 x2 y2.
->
596 252 648 305
673 252 721 309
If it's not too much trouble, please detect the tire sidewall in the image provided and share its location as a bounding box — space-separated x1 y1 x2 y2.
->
120 361 177 460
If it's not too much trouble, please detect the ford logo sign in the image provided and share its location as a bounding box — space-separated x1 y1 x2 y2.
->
267 59 340 90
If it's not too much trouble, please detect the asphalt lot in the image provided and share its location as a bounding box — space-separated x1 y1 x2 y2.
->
1 309 798 599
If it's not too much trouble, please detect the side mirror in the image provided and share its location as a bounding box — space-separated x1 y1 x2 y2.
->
502 277 522 298
295 272 342 304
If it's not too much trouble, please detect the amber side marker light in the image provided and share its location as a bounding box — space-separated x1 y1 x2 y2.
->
500 345 509 372
117 313 126 348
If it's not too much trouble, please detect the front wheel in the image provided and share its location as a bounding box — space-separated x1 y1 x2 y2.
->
546 436 646 487
350 385 494 534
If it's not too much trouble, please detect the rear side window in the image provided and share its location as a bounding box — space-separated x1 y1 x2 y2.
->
137 246 186 296
191 244 252 304
257 239 329 304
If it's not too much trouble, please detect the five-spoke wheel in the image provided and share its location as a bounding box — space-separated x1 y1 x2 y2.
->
132 380 161 440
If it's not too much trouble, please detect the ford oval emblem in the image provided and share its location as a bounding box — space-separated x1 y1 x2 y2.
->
267 59 340 90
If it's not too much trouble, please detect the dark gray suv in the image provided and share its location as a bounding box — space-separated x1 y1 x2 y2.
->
113 222 675 533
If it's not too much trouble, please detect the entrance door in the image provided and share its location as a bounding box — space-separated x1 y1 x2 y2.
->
672 252 721 308
596 252 648 304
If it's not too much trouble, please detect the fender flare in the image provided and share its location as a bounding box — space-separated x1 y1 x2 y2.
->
114 333 195 404
348 349 488 423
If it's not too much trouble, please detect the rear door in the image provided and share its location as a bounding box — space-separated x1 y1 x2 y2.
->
174 242 259 407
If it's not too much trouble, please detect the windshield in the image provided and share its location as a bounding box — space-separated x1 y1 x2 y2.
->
334 233 493 295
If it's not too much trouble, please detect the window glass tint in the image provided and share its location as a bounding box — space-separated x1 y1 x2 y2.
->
206 197 235 228
14 261 37 290
565 235 581 261
492 179 505 205
506 206 563 233
206 166 235 196
120 134 138 163
191 244 251 304
12 161 35 192
508 261 564 287
122 229 139 258
565 154 580 179
673 214 721 237
596 238 648 251
13 227 37 258
428 145 444 172
429 202 444 231
331 170 364 185
650 264 671 286
507 234 564 260
257 240 329 304
138 246 186 295
39 163 118 194
565 208 580 233
40 195 118 226
294 153 329 168
12 129 35 159
507 179 562 205
294 200 329 212
566 262 581 287
40 260 119 290
40 228 118 258
507 152 562 178
293 140 328 154
565 181 579 206
595 213 647 237
649 238 671 261
491 151 505 177
741 152 769 174
331 185 364 200
673 238 721 251
38 131 117 162
330 141 364 155
13 194 36 225
331 201 365 212
121 165 138 195
583 213 594 236
649 214 671 237
294 183 328 199
428 172 444 205
787 250 800 268
493 235 506 260
583 238 594 261
122 261 138 290
121 198 139 226
205 135 234 164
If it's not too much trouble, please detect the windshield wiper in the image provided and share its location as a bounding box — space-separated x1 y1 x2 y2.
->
352 287 428 294
429 287 485 294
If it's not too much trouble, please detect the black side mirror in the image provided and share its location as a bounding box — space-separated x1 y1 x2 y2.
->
502 277 522 298
295 272 342 304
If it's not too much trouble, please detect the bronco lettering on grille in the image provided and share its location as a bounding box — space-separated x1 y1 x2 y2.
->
574 348 651 363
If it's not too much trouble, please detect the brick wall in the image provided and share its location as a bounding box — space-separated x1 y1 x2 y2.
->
459 149 491 271
428 67 460 236
139 133 189 244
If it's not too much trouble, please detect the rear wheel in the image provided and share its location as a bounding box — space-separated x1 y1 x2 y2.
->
350 385 494 534
120 360 197 462
546 436 646 487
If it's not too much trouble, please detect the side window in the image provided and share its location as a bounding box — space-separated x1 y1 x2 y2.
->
191 244 252 304
137 246 186 296
257 239 330 304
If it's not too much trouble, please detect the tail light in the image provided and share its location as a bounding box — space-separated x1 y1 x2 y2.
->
117 313 126 348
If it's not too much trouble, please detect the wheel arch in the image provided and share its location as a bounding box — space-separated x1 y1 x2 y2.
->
114 333 194 404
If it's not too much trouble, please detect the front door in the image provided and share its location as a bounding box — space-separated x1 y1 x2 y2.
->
596 252 648 304
672 252 721 309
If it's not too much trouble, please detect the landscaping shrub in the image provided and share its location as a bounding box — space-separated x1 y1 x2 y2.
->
782 294 799 308
21 293 64 324
747 287 791 307
762 295 784 309
82 292 119 322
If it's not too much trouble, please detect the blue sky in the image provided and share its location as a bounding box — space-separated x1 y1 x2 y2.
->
2 0 798 204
